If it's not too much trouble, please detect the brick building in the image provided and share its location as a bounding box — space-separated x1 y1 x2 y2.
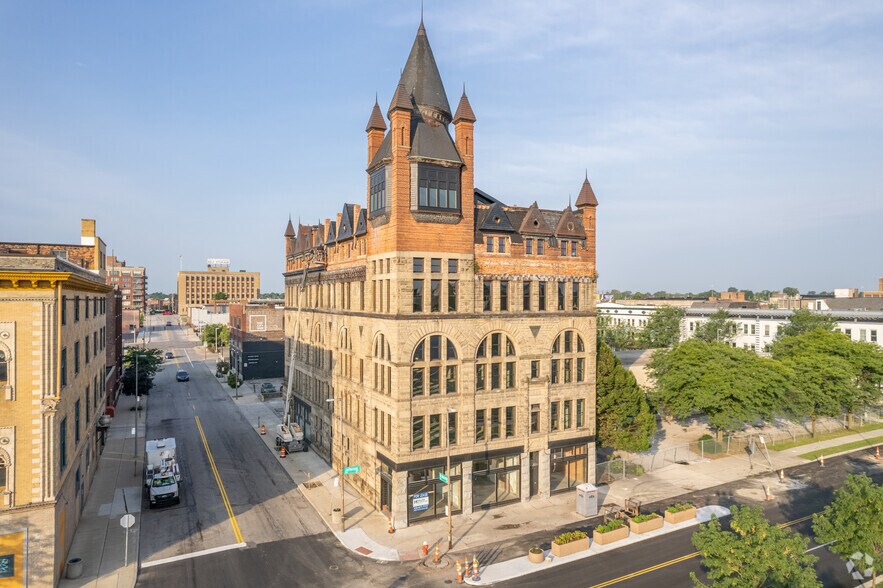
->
229 300 285 380
283 22 598 528
0 218 107 277
0 254 112 586
176 263 260 316
106 255 147 312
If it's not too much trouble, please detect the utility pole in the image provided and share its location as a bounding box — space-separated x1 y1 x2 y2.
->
446 407 456 550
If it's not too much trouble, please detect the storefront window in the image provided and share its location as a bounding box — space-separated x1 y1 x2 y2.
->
407 465 462 523
472 455 521 508
550 444 588 493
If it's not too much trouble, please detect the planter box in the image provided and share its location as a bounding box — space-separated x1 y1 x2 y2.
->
551 537 590 558
665 507 697 524
593 525 629 545
528 549 545 564
629 516 664 534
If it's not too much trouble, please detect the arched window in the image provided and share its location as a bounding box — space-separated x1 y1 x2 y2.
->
411 335 459 396
0 450 8 492
373 333 392 395
475 333 516 391
337 327 352 378
550 330 586 385
0 350 7 386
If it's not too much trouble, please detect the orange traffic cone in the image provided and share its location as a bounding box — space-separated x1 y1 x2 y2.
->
819 454 825 467
875 446 880 460
472 554 479 579
456 559 463 584
763 484 773 501
280 445 287 459
260 424 266 435
388 515 395 534
434 543 440 563
779 469 785 483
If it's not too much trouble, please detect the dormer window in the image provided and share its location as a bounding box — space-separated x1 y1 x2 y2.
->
417 165 460 211
370 168 387 214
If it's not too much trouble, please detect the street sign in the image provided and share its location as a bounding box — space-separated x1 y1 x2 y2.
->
438 473 449 484
120 514 135 529
343 465 361 475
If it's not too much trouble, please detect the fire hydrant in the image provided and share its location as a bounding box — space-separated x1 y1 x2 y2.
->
422 541 429 556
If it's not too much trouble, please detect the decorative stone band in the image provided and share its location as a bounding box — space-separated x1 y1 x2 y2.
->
474 274 597 283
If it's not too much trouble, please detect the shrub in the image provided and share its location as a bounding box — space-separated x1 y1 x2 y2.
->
553 530 588 545
698 433 713 441
632 513 660 523
596 519 625 534
667 503 694 514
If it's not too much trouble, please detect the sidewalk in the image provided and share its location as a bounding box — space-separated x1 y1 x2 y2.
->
210 354 883 567
59 392 145 588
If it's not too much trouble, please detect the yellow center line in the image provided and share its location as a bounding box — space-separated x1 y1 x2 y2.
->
195 416 244 544
587 512 817 587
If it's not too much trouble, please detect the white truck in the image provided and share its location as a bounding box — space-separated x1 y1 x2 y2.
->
145 437 181 508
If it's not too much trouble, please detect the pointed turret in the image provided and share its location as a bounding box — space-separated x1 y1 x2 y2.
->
575 175 599 208
365 97 387 132
453 90 476 123
387 82 413 117
399 22 451 124
284 217 295 237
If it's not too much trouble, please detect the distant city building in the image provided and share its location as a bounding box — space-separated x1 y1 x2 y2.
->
283 23 598 529
229 300 284 380
188 306 229 332
176 261 260 316
862 278 883 298
0 253 113 586
0 218 107 277
105 255 147 312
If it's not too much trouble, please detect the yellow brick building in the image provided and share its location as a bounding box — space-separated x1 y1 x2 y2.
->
0 254 111 586
176 264 260 316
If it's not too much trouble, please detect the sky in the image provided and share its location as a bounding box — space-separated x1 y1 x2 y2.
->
1 1 882 295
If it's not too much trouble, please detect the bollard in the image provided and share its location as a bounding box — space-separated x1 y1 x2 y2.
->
819 454 825 467
388 515 395 534
261 424 266 435
434 543 440 564
875 446 880 461
779 469 785 483
763 484 773 501
422 541 429 557
472 554 479 579
280 445 287 459
456 559 463 584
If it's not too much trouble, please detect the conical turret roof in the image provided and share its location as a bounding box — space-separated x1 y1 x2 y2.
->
399 22 451 123
576 176 599 207
453 91 476 123
366 97 387 132
284 217 295 237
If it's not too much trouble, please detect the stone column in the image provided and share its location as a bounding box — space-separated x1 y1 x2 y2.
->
539 448 551 499
461 460 473 515
520 451 530 502
394 469 409 529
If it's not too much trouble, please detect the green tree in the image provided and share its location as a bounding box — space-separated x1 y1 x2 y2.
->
201 324 230 351
693 310 738 343
147 292 168 300
212 291 229 301
813 473 883 586
782 286 799 296
772 328 883 426
639 307 685 348
596 342 656 451
597 315 639 350
121 347 163 395
691 505 821 588
777 308 836 338
649 340 792 432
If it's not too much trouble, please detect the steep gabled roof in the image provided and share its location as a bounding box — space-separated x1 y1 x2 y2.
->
354 208 368 236
474 188 502 205
576 177 599 207
410 119 462 163
325 221 337 245
367 132 392 170
555 207 587 239
399 22 451 122
284 218 295 237
337 205 355 241
366 98 387 132
519 202 553 236
478 202 515 233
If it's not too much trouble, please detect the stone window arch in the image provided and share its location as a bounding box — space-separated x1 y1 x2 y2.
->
373 333 392 395
475 332 516 391
411 334 459 397
550 329 586 385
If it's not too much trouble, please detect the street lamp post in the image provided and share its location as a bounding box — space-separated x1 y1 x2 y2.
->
446 407 456 550
213 325 222 360
327 397 345 532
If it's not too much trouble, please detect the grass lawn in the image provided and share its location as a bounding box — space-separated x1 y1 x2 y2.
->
798 435 883 461
767 421 883 451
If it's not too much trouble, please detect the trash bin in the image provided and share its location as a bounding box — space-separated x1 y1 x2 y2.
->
66 557 84 580
331 508 342 524
576 483 598 516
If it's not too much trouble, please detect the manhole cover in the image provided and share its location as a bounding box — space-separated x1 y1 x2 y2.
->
329 564 338 571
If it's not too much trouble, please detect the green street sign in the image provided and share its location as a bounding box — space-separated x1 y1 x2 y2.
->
438 473 449 484
343 465 361 475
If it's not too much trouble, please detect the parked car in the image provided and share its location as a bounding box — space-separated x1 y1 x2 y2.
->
260 382 276 394
165 352 174 359
165 321 172 327
176 370 190 382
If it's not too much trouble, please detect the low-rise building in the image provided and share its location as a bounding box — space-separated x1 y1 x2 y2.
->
0 254 112 586
229 300 285 380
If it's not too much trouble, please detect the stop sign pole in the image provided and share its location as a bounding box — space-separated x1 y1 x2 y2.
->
120 514 135 565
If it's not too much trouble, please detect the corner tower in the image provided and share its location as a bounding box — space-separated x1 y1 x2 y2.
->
365 21 475 255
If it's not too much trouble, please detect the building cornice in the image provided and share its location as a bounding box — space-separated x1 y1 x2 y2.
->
0 271 111 293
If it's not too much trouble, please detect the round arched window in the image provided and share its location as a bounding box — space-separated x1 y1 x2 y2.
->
551 330 585 385
475 332 516 391
411 335 459 396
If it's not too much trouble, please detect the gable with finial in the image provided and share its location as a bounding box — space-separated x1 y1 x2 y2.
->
555 207 586 239
355 208 368 237
478 202 516 233
519 202 553 236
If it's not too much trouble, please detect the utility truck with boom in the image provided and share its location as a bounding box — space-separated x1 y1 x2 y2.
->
144 437 181 508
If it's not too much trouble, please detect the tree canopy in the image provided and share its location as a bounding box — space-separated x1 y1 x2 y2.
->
649 340 793 431
201 323 229 350
692 505 821 588
597 315 639 350
639 306 685 348
778 308 836 338
211 291 230 301
596 341 656 451
782 286 799 296
693 310 738 343
122 347 163 395
813 473 883 585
